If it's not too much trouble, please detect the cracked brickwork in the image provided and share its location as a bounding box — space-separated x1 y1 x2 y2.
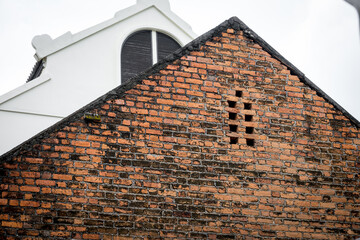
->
0 21 359 239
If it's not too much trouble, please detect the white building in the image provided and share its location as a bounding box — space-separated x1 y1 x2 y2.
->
0 0 196 155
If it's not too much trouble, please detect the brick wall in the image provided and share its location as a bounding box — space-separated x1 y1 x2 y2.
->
1 19 359 239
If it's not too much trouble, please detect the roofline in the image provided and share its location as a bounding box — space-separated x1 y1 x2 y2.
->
226 17 360 128
0 73 51 105
32 2 197 60
2 16 359 159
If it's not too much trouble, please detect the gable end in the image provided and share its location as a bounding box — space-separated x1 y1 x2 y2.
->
1 16 359 160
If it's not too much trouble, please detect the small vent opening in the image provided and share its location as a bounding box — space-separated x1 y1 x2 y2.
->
236 91 242 97
228 100 237 108
245 115 253 122
246 127 254 134
229 112 237 120
229 125 238 132
244 103 252 110
230 137 238 144
246 138 255 147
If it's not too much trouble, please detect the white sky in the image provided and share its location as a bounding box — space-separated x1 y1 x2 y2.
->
0 0 359 121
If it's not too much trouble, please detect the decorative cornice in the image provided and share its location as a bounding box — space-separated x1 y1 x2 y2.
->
31 1 196 60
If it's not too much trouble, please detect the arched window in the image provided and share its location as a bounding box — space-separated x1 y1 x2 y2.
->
156 32 181 62
121 30 181 83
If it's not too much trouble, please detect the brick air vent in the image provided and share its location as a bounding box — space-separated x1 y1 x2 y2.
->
229 112 237 120
229 125 238 132
244 103 251 110
235 90 243 97
228 100 237 108
246 138 255 146
245 115 253 122
246 127 254 134
230 137 238 144
226 90 256 146
244 102 255 146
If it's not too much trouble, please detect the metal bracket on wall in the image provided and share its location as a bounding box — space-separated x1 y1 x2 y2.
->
84 112 101 123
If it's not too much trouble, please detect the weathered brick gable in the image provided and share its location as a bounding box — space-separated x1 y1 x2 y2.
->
1 18 359 239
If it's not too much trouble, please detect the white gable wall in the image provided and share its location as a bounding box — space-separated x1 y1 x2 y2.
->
0 2 195 155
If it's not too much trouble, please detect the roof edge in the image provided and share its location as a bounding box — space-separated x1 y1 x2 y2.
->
0 16 232 159
33 2 197 60
2 16 359 159
226 16 359 128
0 73 51 105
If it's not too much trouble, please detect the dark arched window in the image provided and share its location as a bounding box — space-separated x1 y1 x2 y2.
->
156 32 181 62
121 30 181 83
121 30 152 83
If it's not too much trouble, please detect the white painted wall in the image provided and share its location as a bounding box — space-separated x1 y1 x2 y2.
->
0 0 195 155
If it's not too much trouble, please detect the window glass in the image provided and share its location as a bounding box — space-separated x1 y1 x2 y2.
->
121 30 181 83
156 32 181 61
121 30 152 83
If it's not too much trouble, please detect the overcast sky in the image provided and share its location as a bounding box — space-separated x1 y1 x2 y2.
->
0 0 359 121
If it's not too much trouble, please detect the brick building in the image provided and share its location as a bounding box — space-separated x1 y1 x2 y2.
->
0 0 195 155
0 17 359 239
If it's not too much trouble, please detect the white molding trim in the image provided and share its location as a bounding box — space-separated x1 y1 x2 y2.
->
0 108 64 119
152 30 158 64
32 1 197 60
0 73 51 105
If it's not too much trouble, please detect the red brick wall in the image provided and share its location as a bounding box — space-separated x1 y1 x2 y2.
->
1 27 359 239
